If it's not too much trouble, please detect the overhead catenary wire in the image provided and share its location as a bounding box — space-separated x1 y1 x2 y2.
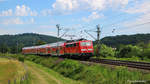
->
103 14 141 28
60 29 70 38
83 14 142 33
82 13 138 33
84 30 97 40
120 21 150 30
101 21 150 35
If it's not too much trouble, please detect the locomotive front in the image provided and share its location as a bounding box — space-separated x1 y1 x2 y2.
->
79 40 94 57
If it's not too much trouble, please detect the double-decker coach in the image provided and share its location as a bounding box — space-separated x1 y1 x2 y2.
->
22 39 94 58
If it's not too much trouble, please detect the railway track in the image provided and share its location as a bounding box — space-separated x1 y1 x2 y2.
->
88 58 150 70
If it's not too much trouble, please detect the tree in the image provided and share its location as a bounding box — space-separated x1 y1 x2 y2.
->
10 43 24 54
117 45 142 58
35 40 47 46
137 42 147 49
10 46 17 53
94 44 115 57
101 34 150 47
142 43 150 59
142 48 150 59
0 43 10 53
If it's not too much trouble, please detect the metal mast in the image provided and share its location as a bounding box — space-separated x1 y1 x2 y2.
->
96 24 101 56
56 24 61 56
56 24 61 38
84 24 101 57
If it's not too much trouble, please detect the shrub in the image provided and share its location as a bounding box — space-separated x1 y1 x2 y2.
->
34 57 42 64
117 45 142 58
94 44 115 57
18 56 24 62
53 59 85 78
143 48 150 59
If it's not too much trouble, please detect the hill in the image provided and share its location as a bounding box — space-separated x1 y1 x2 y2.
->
101 33 150 47
0 33 65 53
0 33 65 46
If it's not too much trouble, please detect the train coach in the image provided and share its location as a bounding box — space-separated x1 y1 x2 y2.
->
22 39 94 58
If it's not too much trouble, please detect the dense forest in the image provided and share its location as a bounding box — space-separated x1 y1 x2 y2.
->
101 33 150 47
0 33 64 53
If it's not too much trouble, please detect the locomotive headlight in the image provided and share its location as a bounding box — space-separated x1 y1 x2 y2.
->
88 49 93 51
81 49 87 51
81 49 93 51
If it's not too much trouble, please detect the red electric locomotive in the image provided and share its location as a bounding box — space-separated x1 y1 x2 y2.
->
22 39 94 58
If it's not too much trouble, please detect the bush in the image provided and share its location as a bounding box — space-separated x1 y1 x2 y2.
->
94 44 115 57
117 45 142 58
34 57 42 64
18 56 24 62
143 48 150 59
53 59 85 78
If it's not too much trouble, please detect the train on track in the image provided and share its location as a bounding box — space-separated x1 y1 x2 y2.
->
22 39 94 59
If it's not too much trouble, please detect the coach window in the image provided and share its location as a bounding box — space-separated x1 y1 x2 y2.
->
81 42 91 46
86 42 91 46
66 44 70 47
73 43 76 46
71 44 74 47
81 42 86 46
66 45 68 47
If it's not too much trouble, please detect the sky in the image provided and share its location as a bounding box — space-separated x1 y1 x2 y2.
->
0 0 150 40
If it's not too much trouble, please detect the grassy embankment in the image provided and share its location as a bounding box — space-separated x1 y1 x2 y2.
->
0 57 30 84
0 54 83 84
26 61 83 84
2 53 150 84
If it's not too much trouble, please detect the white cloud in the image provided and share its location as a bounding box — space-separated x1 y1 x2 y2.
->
1 17 24 25
30 18 34 23
123 13 150 27
0 9 12 16
124 1 150 14
41 9 51 16
82 12 104 22
118 12 150 35
108 0 129 8
86 0 106 11
119 14 150 35
52 0 79 14
51 0 131 14
15 5 37 16
0 5 37 16
121 1 150 28
0 17 35 25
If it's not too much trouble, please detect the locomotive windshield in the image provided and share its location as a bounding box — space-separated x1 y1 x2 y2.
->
81 42 91 46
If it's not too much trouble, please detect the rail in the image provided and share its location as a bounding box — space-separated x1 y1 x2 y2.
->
89 58 150 70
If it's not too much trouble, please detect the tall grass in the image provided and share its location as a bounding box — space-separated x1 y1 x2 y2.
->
1 53 150 84
0 53 31 84
52 59 150 84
